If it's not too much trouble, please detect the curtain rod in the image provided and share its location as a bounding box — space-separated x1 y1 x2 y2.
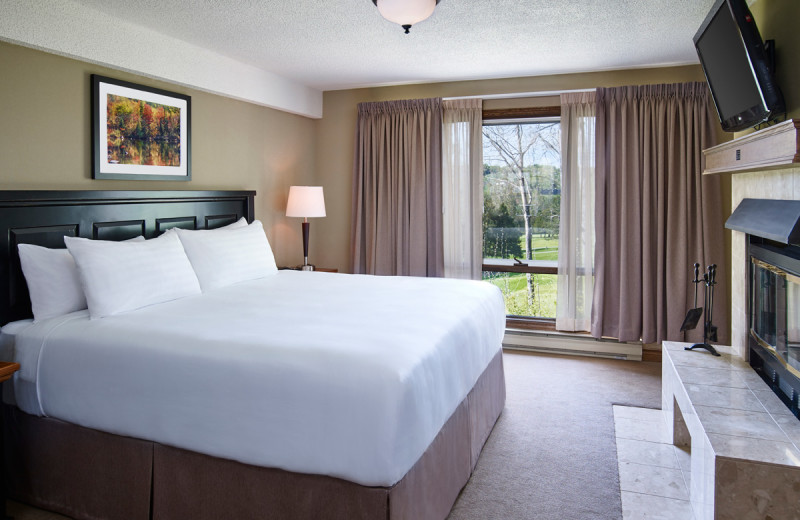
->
443 88 594 101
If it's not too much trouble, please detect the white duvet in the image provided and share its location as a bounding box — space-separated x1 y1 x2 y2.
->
9 271 505 487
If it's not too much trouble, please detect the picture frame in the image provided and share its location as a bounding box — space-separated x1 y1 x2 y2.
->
92 75 191 181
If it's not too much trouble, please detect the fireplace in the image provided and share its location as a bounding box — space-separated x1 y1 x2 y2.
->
726 198 800 418
748 237 800 416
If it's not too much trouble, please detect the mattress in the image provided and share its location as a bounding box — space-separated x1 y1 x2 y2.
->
8 271 505 487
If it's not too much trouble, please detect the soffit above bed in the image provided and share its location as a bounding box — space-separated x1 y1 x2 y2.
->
0 0 323 119
1 0 714 114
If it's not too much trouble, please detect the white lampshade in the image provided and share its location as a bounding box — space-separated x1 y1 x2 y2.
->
374 0 438 32
286 186 326 218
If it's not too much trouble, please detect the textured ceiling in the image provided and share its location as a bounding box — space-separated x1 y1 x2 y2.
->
67 0 715 91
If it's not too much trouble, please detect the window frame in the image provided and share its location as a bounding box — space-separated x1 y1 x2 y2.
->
481 105 561 330
482 106 561 121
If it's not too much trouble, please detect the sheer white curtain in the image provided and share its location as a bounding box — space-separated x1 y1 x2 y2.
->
556 92 595 331
442 99 483 279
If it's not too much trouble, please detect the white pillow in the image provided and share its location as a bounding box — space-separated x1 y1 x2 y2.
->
18 236 145 322
65 233 201 319
18 245 86 322
163 216 248 235
175 220 278 292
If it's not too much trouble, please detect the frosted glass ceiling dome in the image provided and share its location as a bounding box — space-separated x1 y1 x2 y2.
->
372 0 440 34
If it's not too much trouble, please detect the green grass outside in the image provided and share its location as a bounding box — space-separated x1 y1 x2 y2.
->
484 234 559 262
531 247 558 261
483 272 557 318
482 232 559 318
528 235 558 261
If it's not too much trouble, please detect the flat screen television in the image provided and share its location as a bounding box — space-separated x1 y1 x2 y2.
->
694 0 785 132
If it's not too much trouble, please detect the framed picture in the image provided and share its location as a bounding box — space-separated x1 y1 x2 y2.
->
92 75 191 181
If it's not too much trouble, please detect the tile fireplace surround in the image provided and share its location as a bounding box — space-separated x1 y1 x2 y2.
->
730 166 800 357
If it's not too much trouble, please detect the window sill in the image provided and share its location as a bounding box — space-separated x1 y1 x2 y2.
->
506 316 556 331
482 259 557 275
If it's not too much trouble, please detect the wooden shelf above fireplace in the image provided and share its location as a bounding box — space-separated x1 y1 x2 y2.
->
703 118 800 175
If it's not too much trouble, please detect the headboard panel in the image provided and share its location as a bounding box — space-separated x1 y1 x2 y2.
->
0 190 255 324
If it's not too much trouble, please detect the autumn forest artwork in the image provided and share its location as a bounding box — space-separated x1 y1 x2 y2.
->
106 94 181 167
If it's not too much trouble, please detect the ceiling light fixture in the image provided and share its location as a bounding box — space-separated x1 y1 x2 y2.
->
372 0 440 34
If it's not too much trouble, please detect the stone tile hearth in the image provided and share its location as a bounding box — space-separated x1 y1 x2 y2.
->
614 406 694 520
661 341 800 519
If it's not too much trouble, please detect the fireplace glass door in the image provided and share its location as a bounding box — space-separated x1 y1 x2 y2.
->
751 257 800 373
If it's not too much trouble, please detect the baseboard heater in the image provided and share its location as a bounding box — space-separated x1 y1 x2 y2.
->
503 329 642 361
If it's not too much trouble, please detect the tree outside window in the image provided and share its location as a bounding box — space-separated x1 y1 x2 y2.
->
482 121 561 318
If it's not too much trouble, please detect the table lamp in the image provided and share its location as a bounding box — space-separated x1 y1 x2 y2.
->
286 186 326 271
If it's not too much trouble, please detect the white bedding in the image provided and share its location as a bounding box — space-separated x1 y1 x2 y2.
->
9 271 504 487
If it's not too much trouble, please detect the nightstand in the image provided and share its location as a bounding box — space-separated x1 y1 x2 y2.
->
0 362 20 383
0 362 19 520
279 266 338 273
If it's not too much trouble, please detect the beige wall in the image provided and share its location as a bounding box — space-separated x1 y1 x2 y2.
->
314 65 707 273
6 0 796 280
0 41 317 267
749 0 800 122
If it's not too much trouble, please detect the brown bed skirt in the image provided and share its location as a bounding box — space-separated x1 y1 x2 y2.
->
4 351 505 520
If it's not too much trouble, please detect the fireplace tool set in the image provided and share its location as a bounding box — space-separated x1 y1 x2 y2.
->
680 263 721 356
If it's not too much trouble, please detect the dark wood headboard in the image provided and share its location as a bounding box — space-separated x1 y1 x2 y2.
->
0 190 255 324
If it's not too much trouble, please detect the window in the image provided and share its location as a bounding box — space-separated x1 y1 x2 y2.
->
481 107 561 326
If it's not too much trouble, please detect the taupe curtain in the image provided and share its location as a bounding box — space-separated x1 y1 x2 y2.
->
591 82 727 345
351 98 444 276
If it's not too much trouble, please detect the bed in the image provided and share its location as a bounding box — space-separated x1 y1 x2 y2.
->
0 190 506 520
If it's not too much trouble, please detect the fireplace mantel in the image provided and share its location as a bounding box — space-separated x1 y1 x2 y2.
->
703 119 800 175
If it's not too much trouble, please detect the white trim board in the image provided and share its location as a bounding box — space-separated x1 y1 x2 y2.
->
503 330 643 361
443 88 595 101
0 0 322 119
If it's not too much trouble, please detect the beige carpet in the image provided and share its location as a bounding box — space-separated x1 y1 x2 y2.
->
448 350 661 520
8 350 661 520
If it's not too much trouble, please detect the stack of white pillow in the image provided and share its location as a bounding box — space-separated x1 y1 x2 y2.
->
17 218 278 321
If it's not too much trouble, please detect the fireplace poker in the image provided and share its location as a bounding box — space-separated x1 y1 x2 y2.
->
680 263 703 332
707 265 719 342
